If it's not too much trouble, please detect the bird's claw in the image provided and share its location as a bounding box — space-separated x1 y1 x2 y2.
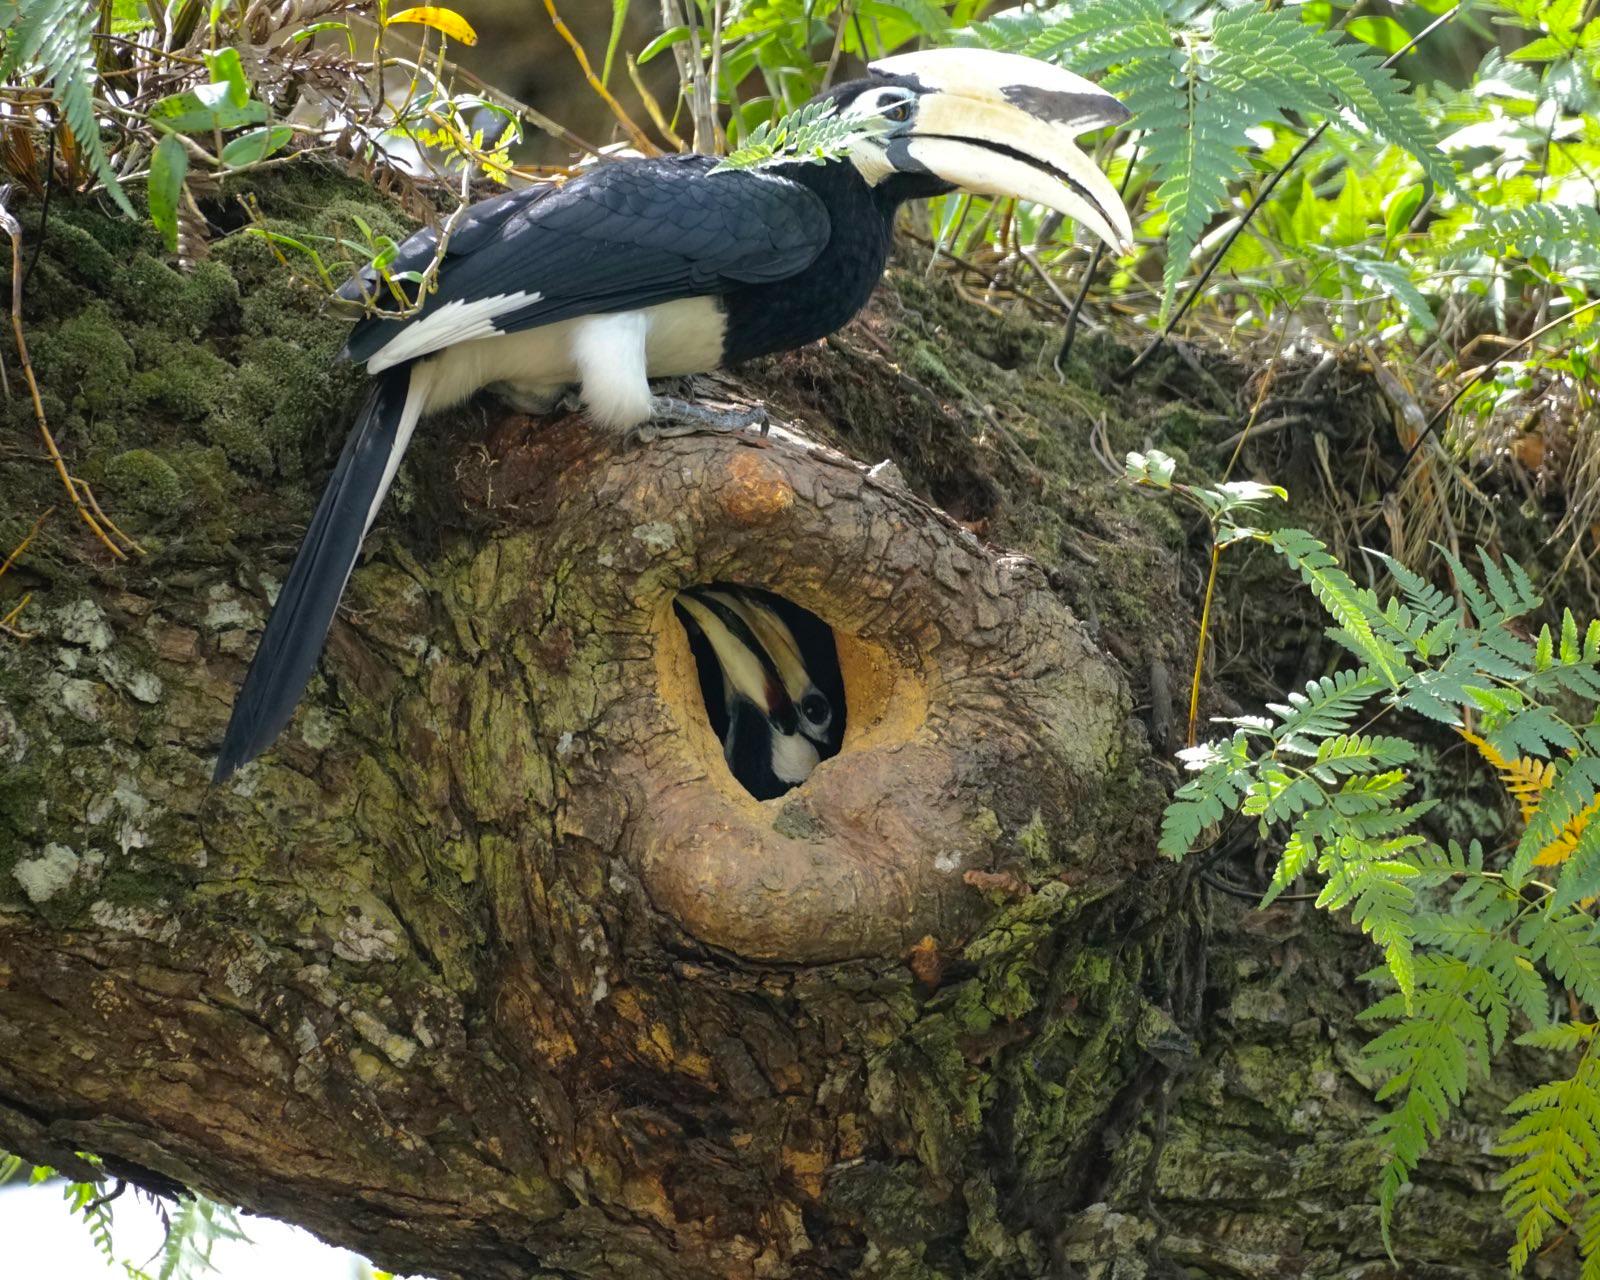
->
624 397 769 448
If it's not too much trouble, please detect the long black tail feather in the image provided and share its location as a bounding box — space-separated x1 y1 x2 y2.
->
213 365 418 781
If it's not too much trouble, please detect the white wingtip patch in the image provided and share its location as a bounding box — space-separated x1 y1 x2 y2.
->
365 291 544 372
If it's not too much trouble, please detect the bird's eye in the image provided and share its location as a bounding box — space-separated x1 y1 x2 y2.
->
802 692 831 728
883 98 912 124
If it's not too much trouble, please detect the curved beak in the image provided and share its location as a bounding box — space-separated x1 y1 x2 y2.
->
699 590 808 706
675 593 794 730
871 47 1134 254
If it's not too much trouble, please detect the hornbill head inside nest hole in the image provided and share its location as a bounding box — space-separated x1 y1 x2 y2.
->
210 47 1133 784
672 584 846 802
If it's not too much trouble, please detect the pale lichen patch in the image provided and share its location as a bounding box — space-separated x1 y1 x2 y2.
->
334 910 402 963
100 653 164 704
630 521 678 554
299 707 337 751
14 842 91 903
204 585 259 632
53 599 114 652
349 1008 418 1067
88 899 179 941
56 677 106 723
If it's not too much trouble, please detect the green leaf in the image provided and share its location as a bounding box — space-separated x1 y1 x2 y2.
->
202 46 249 107
1345 16 1410 54
1497 1045 1600 1272
148 82 270 134
147 133 188 253
637 24 689 63
1513 759 1600 887
1384 184 1425 240
1509 34 1573 62
1536 624 1555 673
219 125 296 167
1521 913 1600 1012
602 0 630 87
1364 956 1498 1240
1126 449 1177 487
1270 527 1409 686
712 100 887 172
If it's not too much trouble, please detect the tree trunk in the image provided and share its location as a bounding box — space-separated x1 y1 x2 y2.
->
0 168 1533 1278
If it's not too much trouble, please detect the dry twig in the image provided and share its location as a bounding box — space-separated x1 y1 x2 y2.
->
0 507 52 584
0 192 139 559
543 0 658 154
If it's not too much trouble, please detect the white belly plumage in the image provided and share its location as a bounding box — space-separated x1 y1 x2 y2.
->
411 296 729 431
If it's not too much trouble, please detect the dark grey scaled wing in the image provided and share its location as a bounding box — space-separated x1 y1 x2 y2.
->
340 154 833 369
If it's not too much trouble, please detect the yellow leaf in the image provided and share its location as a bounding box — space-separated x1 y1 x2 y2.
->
1533 797 1600 867
1460 729 1553 824
386 6 477 43
1461 727 1595 867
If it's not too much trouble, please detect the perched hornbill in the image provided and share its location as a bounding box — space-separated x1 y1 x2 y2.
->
213 47 1133 781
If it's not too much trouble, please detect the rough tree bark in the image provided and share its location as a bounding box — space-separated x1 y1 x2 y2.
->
0 169 1547 1278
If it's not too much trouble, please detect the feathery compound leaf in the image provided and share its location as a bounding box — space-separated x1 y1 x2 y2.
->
1270 528 1408 685
1443 203 1600 280
1498 1039 1600 1272
1208 6 1452 191
1521 913 1600 1013
1371 549 1458 627
1553 821 1600 911
1267 667 1385 749
1461 728 1553 825
1 0 133 216
1513 758 1600 888
714 101 885 171
1136 71 1257 321
1160 730 1251 858
956 0 1170 69
1318 833 1424 1002
1580 1191 1600 1280
1363 956 1499 1243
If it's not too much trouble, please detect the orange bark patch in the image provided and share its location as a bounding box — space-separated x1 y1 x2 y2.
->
717 451 794 526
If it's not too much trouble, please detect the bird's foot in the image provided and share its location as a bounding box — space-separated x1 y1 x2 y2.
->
624 397 769 448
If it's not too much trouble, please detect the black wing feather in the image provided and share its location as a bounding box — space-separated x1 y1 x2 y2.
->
213 367 415 782
341 154 832 367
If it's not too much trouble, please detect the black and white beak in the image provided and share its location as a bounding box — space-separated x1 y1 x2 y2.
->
674 592 821 795
694 589 836 751
849 47 1135 255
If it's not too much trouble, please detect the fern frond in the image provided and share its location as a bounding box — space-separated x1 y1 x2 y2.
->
1443 203 1600 279
1521 913 1600 1012
1552 821 1600 912
1579 1183 1600 1280
1207 6 1452 189
1267 667 1385 750
0 0 133 216
1498 1035 1600 1272
1363 956 1498 1242
1160 730 1251 857
1134 69 1257 321
1318 833 1423 1002
1489 705 1582 763
1461 728 1553 824
715 101 884 171
1513 758 1600 887
1270 528 1409 685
